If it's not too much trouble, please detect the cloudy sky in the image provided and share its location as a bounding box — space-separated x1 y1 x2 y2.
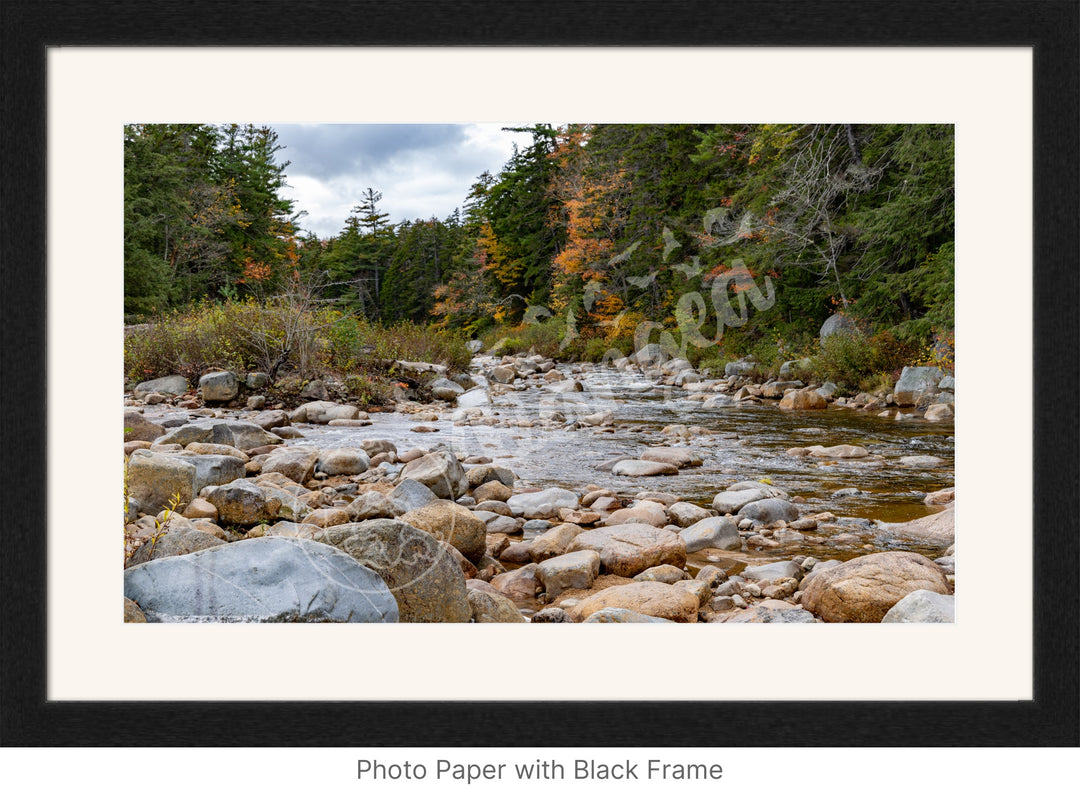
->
270 123 535 240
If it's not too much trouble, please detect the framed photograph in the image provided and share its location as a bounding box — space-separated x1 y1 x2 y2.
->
1 0 1076 753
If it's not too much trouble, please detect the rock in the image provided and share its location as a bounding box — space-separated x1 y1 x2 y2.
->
882 589 955 623
132 375 188 399
124 537 398 622
387 478 439 514
738 497 799 525
171 453 247 495
805 444 869 459
800 551 951 623
155 420 284 451
536 550 601 598
313 520 470 623
126 450 197 515
741 560 803 584
532 608 574 623
252 409 290 431
456 386 491 408
261 446 319 485
473 480 513 505
302 508 350 528
198 371 239 402
124 410 166 442
883 507 955 547
265 521 321 539
125 523 226 568
582 410 615 427
300 379 330 400
924 487 955 506
398 449 469 499
571 523 686 578
430 377 465 401
711 487 770 514
293 401 360 424
634 564 690 584
722 606 818 623
666 502 711 527
924 403 954 422
467 339 484 353
400 500 487 563
819 312 858 340
184 442 248 459
468 588 527 622
123 598 146 623
634 343 672 367
724 359 758 378
490 563 541 602
894 366 944 406
581 607 674 623
200 479 278 526
316 447 370 476
679 517 741 552
779 389 828 410
610 459 679 477
253 484 312 523
604 500 668 528
779 358 812 379
761 380 804 399
480 513 521 534
900 455 946 468
507 487 579 519
466 465 516 488
527 523 584 562
182 497 218 521
346 491 400 521
360 439 398 459
571 582 699 622
639 447 703 468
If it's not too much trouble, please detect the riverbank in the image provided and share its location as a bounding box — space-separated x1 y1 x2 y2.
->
122 347 955 624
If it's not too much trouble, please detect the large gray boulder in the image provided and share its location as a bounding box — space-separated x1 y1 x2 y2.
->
123 537 399 622
738 497 799 525
200 478 279 526
198 371 239 402
507 487 579 519
679 516 741 552
316 447 370 476
132 375 188 399
398 449 468 499
893 366 944 406
126 450 198 515
882 589 955 623
819 313 858 340
171 453 246 495
712 487 771 514
388 478 439 513
154 420 284 451
313 521 471 623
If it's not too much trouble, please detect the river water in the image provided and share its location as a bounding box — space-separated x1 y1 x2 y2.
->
290 361 954 566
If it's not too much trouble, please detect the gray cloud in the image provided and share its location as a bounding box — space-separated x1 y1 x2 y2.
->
270 123 533 239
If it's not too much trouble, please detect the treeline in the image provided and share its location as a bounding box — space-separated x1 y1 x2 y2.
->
125 123 954 362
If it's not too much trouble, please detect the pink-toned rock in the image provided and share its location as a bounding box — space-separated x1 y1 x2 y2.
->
570 581 699 623
779 390 828 411
570 523 686 578
490 563 541 602
604 500 668 528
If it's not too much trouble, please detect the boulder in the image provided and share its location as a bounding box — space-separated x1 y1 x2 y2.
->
679 516 741 552
738 497 800 525
711 487 770 514
200 479 279 526
302 508 350 528
467 588 528 623
252 409 290 431
125 523 226 568
346 491 401 521
800 551 951 623
198 371 239 402
882 589 956 623
466 464 516 488
400 500 487 563
123 410 166 442
806 444 869 459
490 563 541 602
526 523 583 563
605 501 668 528
293 401 360 424
819 312 858 340
724 359 758 378
124 598 147 623
507 487 579 519
123 537 398 622
261 446 320 485
388 478 439 514
154 420 283 451
894 366 944 406
536 550 601 598
171 453 247 495
883 507 955 547
722 606 818 623
666 502 711 527
360 439 398 459
634 564 691 584
473 480 513 505
900 455 946 468
456 386 491 409
634 343 672 367
132 375 188 399
779 389 828 410
125 450 197 515
316 447 370 476
313 520 470 623
430 377 465 401
571 582 699 622
570 523 686 578
398 449 469 499
779 358 812 379
581 608 674 623
610 459 679 477
741 560 803 584
640 447 702 468
924 403 955 422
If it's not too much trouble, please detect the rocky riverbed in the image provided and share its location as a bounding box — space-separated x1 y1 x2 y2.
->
123 348 956 624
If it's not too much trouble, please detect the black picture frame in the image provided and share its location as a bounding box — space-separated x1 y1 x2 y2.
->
1 0 1077 748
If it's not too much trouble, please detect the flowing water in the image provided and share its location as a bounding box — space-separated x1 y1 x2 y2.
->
289 361 954 567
